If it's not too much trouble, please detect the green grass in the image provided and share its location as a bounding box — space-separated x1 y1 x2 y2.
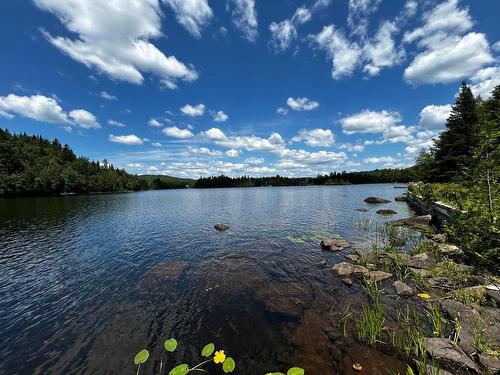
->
430 259 473 286
451 287 486 307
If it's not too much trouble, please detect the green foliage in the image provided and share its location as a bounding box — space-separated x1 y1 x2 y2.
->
222 357 236 373
287 368 305 375
355 278 385 347
169 364 189 375
201 343 215 357
451 287 486 307
134 349 150 365
412 241 438 257
164 338 177 352
430 260 472 286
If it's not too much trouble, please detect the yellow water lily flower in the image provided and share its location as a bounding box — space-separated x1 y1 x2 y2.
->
417 293 431 299
214 350 226 364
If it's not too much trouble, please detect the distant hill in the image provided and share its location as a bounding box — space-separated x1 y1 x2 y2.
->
137 174 195 189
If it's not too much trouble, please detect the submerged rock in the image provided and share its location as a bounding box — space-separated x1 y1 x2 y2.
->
332 262 368 277
424 338 479 374
376 209 398 215
393 280 414 296
355 208 369 212
138 261 187 292
368 270 393 282
255 281 313 318
321 238 351 252
214 223 229 231
364 196 391 204
342 278 353 286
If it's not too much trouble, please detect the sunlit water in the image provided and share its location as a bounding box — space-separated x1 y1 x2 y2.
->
0 184 415 374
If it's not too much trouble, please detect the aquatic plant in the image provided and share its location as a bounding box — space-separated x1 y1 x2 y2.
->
286 235 306 244
266 367 305 375
355 277 385 347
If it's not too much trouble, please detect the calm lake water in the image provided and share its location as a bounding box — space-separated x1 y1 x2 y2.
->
0 184 415 375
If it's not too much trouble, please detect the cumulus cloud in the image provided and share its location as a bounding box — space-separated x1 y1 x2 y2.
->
277 107 289 115
226 149 239 157
469 66 500 98
363 21 404 76
291 128 334 147
403 0 494 84
164 0 213 38
364 156 396 164
148 118 163 127
286 97 319 111
340 110 401 134
211 110 229 122
202 127 285 151
162 126 194 139
34 0 198 87
418 104 452 129
188 146 223 157
0 93 100 129
109 134 144 145
312 25 362 79
180 103 205 117
99 91 117 101
347 0 382 39
228 0 258 42
245 157 264 165
108 119 126 127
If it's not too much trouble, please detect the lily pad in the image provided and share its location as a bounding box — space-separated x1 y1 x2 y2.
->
223 357 236 373
201 343 215 357
169 364 189 375
134 349 149 365
164 338 177 352
287 235 305 244
287 368 305 375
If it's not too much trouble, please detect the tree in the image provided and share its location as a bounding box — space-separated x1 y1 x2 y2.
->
431 81 479 181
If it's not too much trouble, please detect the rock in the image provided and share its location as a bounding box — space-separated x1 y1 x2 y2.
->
364 196 391 204
393 280 414 296
342 278 353 286
214 223 229 231
392 214 432 227
391 237 406 246
366 263 377 271
402 252 436 270
486 289 500 305
345 254 360 262
368 270 393 282
376 209 398 215
355 208 369 212
432 233 447 243
319 260 327 267
478 354 500 374
419 364 453 375
321 238 352 252
428 277 455 290
411 268 431 278
438 243 464 258
255 281 312 318
424 338 480 374
138 261 187 292
332 262 368 277
395 195 407 202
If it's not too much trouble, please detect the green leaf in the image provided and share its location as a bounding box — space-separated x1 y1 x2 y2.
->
133 349 150 365
266 373 286 375
168 364 189 375
201 343 215 357
287 368 305 375
164 338 177 352
223 357 236 373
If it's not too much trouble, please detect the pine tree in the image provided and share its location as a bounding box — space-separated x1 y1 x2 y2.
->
431 81 479 181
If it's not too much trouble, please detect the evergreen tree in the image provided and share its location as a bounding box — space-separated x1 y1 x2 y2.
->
431 81 479 181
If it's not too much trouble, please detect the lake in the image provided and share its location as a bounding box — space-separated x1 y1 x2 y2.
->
0 184 415 374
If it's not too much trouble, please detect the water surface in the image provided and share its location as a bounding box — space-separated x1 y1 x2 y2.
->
0 184 413 374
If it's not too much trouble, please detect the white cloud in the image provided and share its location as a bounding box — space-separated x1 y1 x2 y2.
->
469 66 500 98
162 126 194 139
286 97 319 111
151 142 162 147
108 119 126 127
34 0 198 87
226 149 239 157
347 0 382 38
202 127 226 140
211 110 229 122
188 146 223 157
291 129 334 147
164 0 213 38
277 107 289 115
269 20 297 51
180 103 205 117
338 143 365 152
418 104 452 129
312 25 362 79
148 118 162 127
340 110 401 134
99 91 117 101
69 109 100 129
126 163 144 168
228 0 258 42
364 156 396 164
493 41 500 52
276 148 347 165
109 134 143 145
0 93 100 129
403 0 493 85
363 21 404 76
245 157 264 165
202 127 285 151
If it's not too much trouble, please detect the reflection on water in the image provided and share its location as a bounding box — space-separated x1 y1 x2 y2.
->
0 185 412 374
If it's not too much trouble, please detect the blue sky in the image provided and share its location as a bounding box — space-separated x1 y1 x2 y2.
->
0 0 499 178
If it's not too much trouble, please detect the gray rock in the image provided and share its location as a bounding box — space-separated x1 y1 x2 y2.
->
342 278 353 286
411 268 431 278
432 233 447 243
366 263 377 271
392 214 432 227
428 277 455 290
345 254 360 262
425 338 480 374
486 289 500 305
395 195 407 202
364 196 391 204
332 262 368 277
438 243 464 258
321 238 351 252
393 280 414 296
214 223 229 231
420 364 453 375
402 252 436 270
355 208 369 212
376 209 398 215
368 270 393 282
319 260 327 267
478 354 500 374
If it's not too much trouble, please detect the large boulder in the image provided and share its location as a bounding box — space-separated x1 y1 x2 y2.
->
425 338 480 374
321 238 351 252
364 196 391 204
393 280 414 296
332 262 368 277
438 243 464 258
214 223 229 231
392 214 432 228
478 354 500 374
402 252 436 270
368 270 393 282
